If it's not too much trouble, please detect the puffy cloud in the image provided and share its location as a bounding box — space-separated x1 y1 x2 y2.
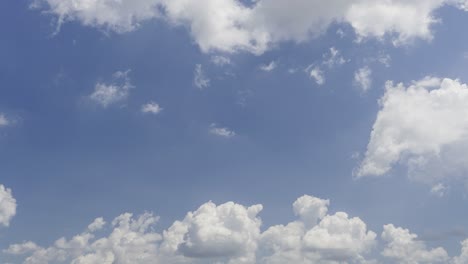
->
89 70 133 108
193 64 210 90
259 61 277 72
161 201 263 263
259 195 377 263
0 184 16 227
6 213 162 264
141 102 163 115
354 66 372 92
209 124 236 138
381 224 449 263
357 77 468 188
453 239 468 264
33 0 468 54
309 66 325 86
10 195 468 263
345 0 445 45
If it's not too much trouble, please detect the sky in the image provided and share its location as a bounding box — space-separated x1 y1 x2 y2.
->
2 0 468 263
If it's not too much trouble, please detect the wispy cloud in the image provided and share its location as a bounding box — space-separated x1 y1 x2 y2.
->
194 64 210 89
89 70 133 107
209 123 236 138
259 61 277 72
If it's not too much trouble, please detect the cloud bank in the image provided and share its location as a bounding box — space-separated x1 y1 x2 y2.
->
32 0 468 54
7 194 467 263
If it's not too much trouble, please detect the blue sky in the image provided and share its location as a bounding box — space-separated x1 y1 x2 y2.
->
2 0 468 263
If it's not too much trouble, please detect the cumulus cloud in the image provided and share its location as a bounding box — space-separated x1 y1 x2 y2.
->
141 102 163 115
162 201 263 263
309 66 325 85
5 195 381 264
33 0 468 54
357 77 468 189
0 184 16 227
209 124 236 138
259 195 377 263
89 70 134 108
8 194 468 263
381 224 450 263
6 213 162 264
453 239 468 264
194 64 210 90
354 66 372 92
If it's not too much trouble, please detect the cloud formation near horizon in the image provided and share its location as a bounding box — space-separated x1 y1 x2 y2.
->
5 194 468 263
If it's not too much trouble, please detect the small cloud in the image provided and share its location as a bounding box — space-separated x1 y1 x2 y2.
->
323 47 346 68
211 56 231 66
354 66 372 92
309 66 325 85
194 64 210 89
209 123 236 138
259 61 277 72
377 53 391 67
141 102 163 115
430 183 448 197
336 28 346 38
0 114 10 127
89 70 133 107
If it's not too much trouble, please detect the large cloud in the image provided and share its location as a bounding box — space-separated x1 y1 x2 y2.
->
32 0 468 54
0 184 16 227
357 77 468 189
5 195 379 264
6 195 468 263
259 195 376 263
381 224 450 263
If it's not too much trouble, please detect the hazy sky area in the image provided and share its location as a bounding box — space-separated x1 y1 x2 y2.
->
2 0 468 263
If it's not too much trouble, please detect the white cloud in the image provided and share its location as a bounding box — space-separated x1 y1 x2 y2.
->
381 224 450 263
0 114 9 127
89 70 133 108
323 47 346 68
453 239 468 264
430 183 448 197
259 195 377 263
259 61 277 72
354 66 372 92
162 201 263 263
211 56 232 66
194 64 210 89
309 66 325 85
0 185 16 227
31 0 162 33
10 194 468 263
6 213 162 264
33 0 468 54
357 77 468 189
141 102 163 115
209 124 236 138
